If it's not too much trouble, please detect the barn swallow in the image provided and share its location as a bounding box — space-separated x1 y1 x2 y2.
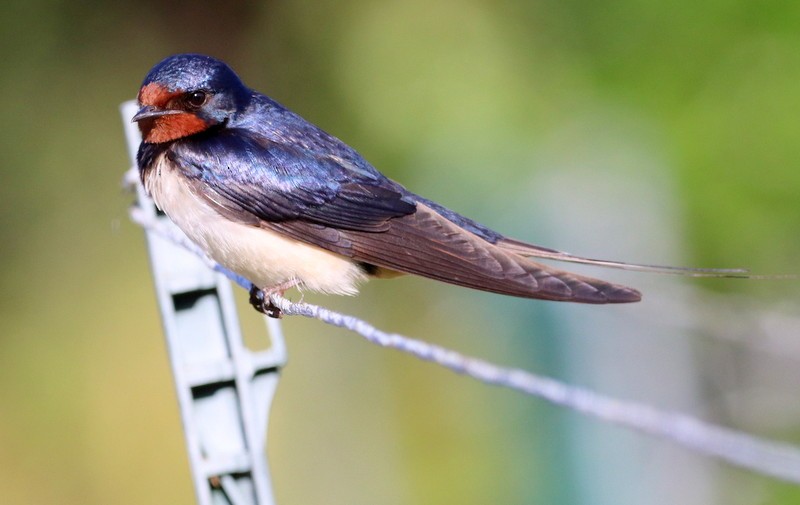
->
133 54 740 316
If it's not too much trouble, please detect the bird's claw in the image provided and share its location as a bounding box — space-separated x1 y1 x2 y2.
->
248 285 282 319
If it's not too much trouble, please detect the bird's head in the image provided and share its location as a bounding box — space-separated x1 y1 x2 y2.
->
133 54 250 144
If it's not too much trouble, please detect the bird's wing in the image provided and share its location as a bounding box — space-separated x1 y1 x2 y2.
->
170 133 641 303
265 202 642 303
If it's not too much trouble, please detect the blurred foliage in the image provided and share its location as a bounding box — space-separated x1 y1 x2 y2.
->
1 0 799 504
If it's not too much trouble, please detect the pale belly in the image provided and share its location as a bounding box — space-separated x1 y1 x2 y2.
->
144 156 368 295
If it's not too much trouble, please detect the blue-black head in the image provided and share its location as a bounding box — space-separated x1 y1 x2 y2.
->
133 54 251 143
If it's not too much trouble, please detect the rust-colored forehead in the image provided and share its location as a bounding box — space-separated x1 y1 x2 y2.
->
138 82 183 106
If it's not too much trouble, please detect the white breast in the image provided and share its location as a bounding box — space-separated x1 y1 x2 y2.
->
144 155 368 295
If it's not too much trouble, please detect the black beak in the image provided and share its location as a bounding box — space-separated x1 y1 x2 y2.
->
131 105 183 122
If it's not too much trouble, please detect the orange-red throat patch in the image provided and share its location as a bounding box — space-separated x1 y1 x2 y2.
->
140 113 209 143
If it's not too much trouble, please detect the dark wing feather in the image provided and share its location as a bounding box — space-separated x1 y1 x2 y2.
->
265 203 641 303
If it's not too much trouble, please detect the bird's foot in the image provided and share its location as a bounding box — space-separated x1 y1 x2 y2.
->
248 280 300 319
249 286 281 318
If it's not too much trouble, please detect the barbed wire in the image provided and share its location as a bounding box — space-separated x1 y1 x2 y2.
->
129 201 800 485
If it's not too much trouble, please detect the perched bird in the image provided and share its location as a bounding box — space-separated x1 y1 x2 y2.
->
133 54 736 316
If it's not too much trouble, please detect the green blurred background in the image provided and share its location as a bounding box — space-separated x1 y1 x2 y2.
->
2 0 799 504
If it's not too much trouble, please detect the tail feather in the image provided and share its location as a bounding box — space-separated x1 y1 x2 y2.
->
498 237 749 278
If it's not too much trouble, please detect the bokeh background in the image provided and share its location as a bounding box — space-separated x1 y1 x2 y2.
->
2 1 800 504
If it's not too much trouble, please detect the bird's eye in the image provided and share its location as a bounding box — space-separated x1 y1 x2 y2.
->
185 90 208 109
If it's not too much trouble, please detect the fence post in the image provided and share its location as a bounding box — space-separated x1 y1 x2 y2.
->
120 101 286 505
